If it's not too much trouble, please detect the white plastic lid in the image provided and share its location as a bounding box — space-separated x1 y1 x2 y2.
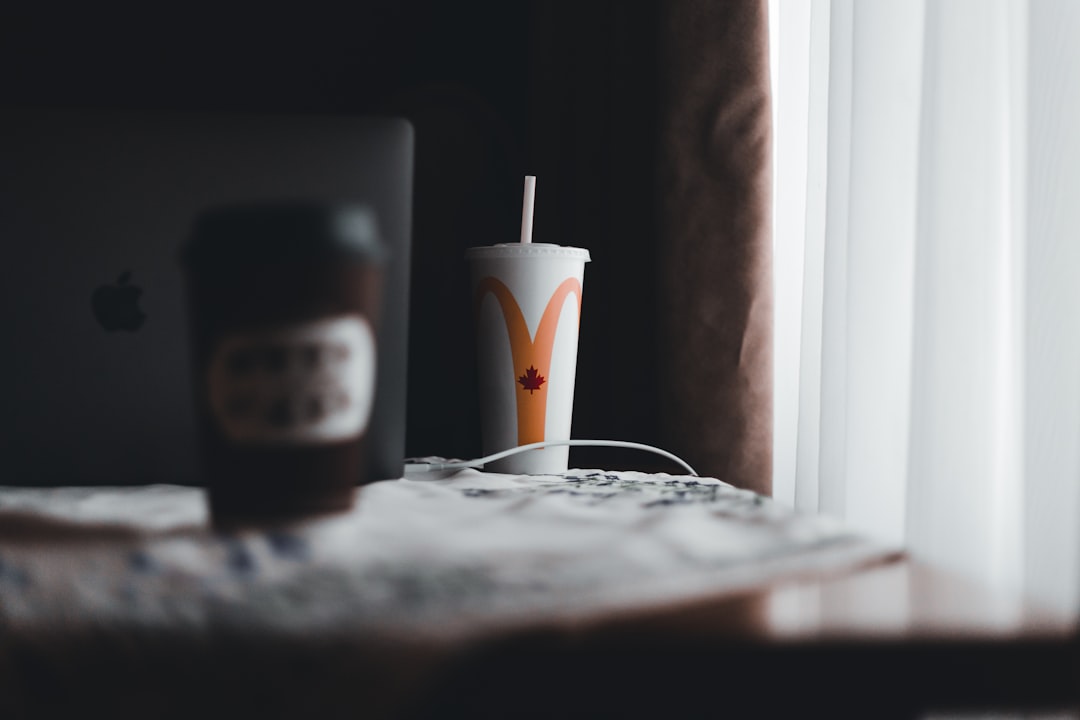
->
465 243 591 261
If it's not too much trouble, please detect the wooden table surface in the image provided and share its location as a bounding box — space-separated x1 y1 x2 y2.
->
406 556 1080 718
1 480 1076 719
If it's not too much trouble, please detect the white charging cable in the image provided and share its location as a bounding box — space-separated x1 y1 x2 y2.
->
405 439 698 477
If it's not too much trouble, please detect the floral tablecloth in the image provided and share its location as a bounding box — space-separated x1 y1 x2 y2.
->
0 469 898 718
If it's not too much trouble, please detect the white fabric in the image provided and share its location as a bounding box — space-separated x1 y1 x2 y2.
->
770 0 1080 612
0 472 893 639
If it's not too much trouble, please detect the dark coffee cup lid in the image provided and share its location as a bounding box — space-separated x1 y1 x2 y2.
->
183 202 385 270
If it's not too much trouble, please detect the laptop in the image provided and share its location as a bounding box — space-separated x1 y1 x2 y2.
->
0 109 413 486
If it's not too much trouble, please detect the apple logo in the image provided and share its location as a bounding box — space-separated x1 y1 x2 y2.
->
91 271 146 332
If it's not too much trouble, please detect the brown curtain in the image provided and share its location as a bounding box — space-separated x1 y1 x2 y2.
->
658 0 774 495
529 0 773 493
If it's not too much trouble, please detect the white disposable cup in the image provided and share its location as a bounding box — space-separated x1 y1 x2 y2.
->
466 243 590 474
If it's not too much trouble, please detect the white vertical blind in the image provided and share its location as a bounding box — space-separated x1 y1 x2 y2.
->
905 0 1025 592
1023 0 1080 611
770 0 1080 610
793 0 831 516
770 0 812 509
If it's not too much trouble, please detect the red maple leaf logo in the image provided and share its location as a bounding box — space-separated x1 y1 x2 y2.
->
518 365 546 394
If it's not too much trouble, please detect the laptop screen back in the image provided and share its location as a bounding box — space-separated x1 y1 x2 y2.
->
0 110 413 486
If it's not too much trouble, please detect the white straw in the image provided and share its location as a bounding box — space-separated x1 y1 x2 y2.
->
520 175 536 244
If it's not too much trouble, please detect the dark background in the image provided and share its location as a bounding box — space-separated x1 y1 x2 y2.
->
0 1 668 471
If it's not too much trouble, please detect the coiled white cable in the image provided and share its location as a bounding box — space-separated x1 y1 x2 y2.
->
405 439 697 477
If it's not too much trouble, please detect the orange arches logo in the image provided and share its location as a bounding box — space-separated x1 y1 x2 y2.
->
475 277 582 446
